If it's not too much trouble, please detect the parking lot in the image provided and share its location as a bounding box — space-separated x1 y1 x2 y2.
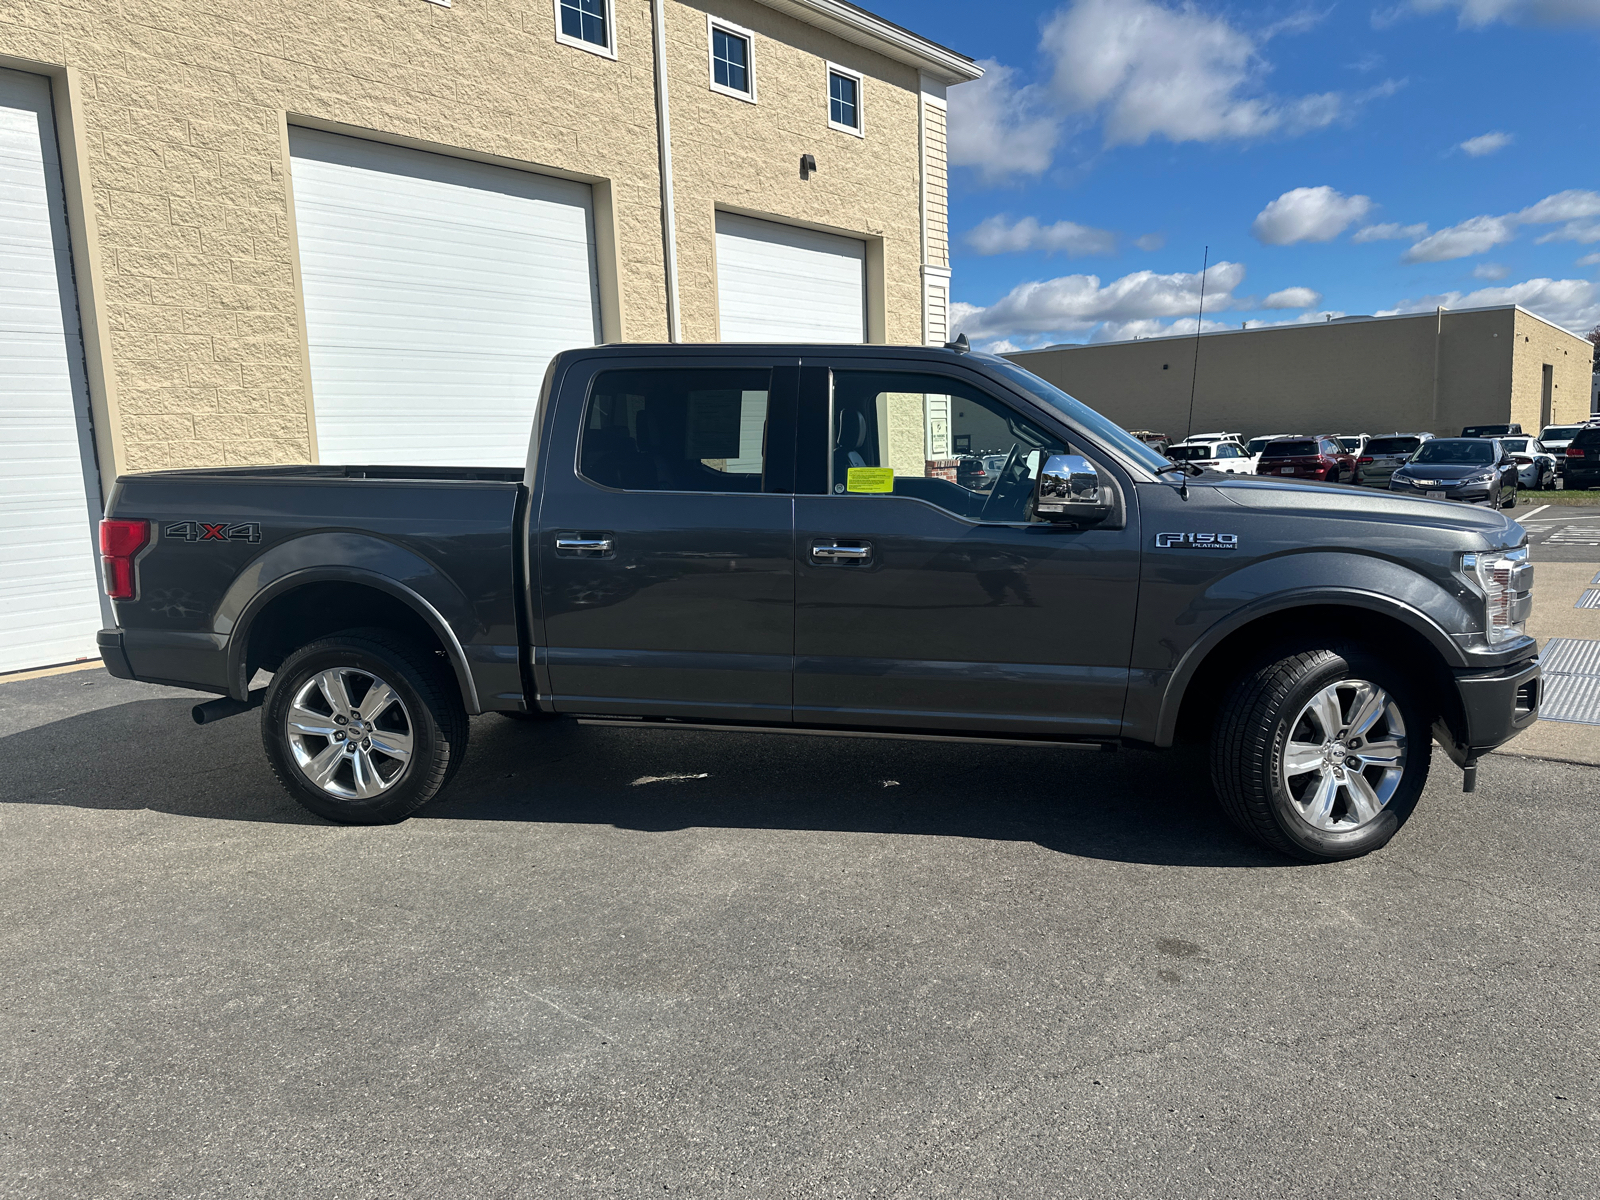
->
4 538 1598 1199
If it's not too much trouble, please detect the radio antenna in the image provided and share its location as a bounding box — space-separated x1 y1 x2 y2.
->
1185 246 1209 440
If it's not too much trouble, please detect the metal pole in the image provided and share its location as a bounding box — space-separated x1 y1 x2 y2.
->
650 0 682 342
1185 246 1209 440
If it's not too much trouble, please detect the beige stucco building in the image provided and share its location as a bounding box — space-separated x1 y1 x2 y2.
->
0 0 977 671
1006 306 1594 442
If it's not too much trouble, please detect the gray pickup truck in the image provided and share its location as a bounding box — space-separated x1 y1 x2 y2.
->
96 344 1540 862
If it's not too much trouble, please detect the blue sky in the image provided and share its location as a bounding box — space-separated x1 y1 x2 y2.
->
866 0 1600 350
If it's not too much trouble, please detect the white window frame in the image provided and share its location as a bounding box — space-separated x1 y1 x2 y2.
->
707 15 757 104
553 0 617 60
826 63 864 138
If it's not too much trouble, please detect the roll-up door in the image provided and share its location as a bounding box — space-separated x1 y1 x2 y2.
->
0 69 104 673
288 129 602 467
715 212 865 343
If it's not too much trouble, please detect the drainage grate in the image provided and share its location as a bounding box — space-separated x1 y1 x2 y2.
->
1540 674 1600 724
1542 638 1600 676
1578 590 1600 610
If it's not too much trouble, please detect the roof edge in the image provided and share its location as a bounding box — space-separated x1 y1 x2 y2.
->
755 0 983 84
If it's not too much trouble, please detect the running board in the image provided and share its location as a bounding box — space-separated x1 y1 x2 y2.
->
574 717 1115 751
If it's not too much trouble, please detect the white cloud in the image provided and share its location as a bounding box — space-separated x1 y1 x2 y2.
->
1579 252 1600 267
1458 131 1513 156
1352 221 1429 243
1402 214 1518 262
1404 0 1600 28
1040 0 1358 148
1251 187 1374 245
1536 222 1600 245
1473 262 1511 280
946 61 1060 183
1516 189 1600 223
1088 317 1235 342
965 215 1118 256
951 261 1247 341
1134 232 1166 252
1263 286 1324 308
983 339 1024 354
1385 277 1600 335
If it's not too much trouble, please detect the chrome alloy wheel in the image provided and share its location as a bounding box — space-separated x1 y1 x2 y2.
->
1281 679 1407 832
285 668 414 799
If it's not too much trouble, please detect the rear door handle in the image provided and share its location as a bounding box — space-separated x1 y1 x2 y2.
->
812 541 871 561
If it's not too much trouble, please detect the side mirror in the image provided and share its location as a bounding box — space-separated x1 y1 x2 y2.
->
1035 454 1113 526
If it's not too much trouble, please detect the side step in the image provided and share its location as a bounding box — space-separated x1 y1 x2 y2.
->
574 716 1116 751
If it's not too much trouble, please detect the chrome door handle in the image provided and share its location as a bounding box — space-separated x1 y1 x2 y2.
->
555 537 613 552
812 542 871 560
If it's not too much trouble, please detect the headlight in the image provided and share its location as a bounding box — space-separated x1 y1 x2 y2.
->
1461 547 1533 645
1463 472 1495 485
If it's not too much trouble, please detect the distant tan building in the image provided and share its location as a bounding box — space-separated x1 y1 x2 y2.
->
1005 306 1594 442
0 0 978 672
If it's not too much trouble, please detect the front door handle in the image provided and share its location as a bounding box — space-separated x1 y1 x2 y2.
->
812 541 872 561
555 536 613 555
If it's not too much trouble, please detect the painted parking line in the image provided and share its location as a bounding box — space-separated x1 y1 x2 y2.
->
1579 590 1600 609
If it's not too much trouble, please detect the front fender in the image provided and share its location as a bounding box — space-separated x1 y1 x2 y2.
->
215 532 481 713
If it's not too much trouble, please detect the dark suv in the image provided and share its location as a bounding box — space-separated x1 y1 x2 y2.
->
1565 425 1600 489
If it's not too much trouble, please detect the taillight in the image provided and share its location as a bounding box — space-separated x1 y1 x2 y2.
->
99 519 150 600
1358 456 1374 464
1567 447 1585 457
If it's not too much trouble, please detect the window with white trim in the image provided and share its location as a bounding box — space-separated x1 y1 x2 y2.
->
708 18 755 102
555 0 615 58
828 65 863 135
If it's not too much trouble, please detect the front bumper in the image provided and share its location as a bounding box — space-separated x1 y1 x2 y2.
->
1389 478 1495 502
1447 656 1541 761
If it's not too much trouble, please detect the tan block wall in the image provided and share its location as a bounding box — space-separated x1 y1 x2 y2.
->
1511 310 1593 429
666 0 924 345
2 0 933 472
1006 309 1562 441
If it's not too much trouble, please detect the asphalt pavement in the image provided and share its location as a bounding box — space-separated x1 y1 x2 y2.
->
2 669 1596 1198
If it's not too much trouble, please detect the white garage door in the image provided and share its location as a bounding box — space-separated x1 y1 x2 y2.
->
0 69 104 674
289 129 602 467
715 212 865 343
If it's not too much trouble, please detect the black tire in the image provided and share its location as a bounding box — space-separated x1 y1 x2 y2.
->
1210 643 1432 862
1500 480 1518 509
262 628 469 824
1543 467 1558 491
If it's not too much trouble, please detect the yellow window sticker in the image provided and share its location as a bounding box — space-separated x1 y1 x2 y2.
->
846 467 895 493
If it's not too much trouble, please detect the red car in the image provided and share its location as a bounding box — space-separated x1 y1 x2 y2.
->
1255 435 1358 484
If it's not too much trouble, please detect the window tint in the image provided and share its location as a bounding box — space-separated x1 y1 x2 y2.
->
1246 438 1274 455
580 369 772 493
829 371 1066 522
829 71 859 129
1543 426 1583 440
1413 439 1495 464
1338 437 1363 452
1367 436 1420 455
979 356 1170 473
1572 427 1600 447
1167 446 1211 461
559 0 607 47
1266 440 1317 456
1502 439 1529 452
712 27 750 93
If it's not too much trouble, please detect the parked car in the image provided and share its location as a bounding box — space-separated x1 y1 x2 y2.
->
1336 433 1371 457
1461 423 1523 438
95 342 1540 863
1564 424 1600 489
1255 435 1358 483
1129 430 1171 456
1539 423 1590 476
1499 437 1558 490
1356 433 1433 487
1167 439 1254 474
955 454 998 491
1242 433 1294 473
1389 438 1520 507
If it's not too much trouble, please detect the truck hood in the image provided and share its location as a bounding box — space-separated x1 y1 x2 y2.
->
1204 475 1523 548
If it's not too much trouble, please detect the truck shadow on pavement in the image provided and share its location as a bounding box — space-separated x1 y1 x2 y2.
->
0 696 1287 868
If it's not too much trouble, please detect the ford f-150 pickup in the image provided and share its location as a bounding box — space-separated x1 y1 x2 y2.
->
96 343 1541 861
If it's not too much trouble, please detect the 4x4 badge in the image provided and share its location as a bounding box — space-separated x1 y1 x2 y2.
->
1156 532 1238 550
164 521 261 543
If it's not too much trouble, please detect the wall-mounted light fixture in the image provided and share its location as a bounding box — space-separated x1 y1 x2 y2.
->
800 153 816 181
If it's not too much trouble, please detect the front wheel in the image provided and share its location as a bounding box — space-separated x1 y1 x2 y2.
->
1210 644 1431 861
1500 481 1518 509
262 628 469 823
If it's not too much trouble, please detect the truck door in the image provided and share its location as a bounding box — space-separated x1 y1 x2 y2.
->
535 358 798 721
792 363 1140 738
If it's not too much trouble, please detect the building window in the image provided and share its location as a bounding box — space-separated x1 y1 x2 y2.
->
555 0 615 58
828 66 863 135
708 18 756 102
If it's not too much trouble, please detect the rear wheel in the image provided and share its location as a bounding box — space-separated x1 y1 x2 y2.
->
1210 644 1431 861
262 629 468 823
1500 480 1518 509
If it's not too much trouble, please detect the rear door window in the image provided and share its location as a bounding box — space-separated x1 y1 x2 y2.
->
1573 427 1600 448
580 368 773 493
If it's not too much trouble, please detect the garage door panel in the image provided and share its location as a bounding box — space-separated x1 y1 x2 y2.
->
715 212 865 344
0 68 104 673
289 128 601 467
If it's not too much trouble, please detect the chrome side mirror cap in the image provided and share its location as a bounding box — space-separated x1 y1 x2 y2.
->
1035 454 1113 525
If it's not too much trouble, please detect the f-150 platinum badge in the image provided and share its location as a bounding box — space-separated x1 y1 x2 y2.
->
1156 532 1239 550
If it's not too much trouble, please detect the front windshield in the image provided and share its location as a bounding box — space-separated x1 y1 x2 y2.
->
1413 439 1495 465
981 356 1174 473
